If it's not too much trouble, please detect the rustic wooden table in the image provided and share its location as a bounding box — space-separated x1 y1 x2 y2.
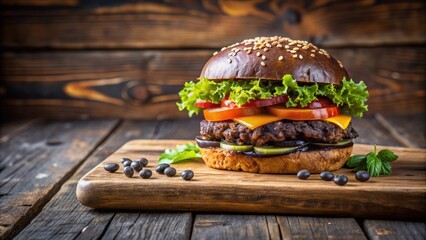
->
1 113 425 240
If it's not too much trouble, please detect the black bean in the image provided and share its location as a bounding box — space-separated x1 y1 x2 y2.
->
164 167 177 177
139 169 152 179
122 160 132 167
121 157 131 163
156 164 170 174
297 169 310 180
355 171 370 182
123 166 134 178
181 170 194 180
104 163 119 173
320 171 334 181
130 161 143 172
136 158 149 167
334 175 348 186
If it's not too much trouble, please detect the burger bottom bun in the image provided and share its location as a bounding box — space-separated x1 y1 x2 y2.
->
200 146 353 174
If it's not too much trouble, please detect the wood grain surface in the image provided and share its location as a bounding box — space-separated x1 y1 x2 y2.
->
2 47 424 118
76 139 426 220
1 0 424 48
0 119 118 240
13 120 197 240
10 117 426 240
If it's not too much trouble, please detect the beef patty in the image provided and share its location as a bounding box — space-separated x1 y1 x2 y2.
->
200 120 358 146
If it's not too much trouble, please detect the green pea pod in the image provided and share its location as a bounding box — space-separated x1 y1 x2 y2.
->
346 154 366 168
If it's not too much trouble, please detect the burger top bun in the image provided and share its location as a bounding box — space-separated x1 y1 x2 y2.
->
200 36 350 86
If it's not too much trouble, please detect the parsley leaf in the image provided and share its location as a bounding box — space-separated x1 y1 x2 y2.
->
158 143 202 164
177 74 369 118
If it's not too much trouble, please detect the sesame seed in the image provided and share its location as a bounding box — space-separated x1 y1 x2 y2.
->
228 59 232 63
247 49 252 54
311 49 316 52
297 44 302 47
290 50 296 53
278 56 284 61
262 55 266 60
256 52 261 57
318 51 324 55
285 45 290 49
266 43 272 48
277 44 283 48
293 47 300 51
289 42 296 46
221 47 226 51
213 51 218 56
310 54 315 57
261 61 266 66
292 54 297 58
302 45 309 50
264 48 269 52
299 55 303 59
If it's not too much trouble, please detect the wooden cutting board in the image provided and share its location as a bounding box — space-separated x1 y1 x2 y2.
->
76 140 426 220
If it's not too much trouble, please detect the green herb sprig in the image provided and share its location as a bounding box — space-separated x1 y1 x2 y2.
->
158 143 201 164
346 145 399 177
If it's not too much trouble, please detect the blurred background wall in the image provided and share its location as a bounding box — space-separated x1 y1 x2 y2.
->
0 0 425 119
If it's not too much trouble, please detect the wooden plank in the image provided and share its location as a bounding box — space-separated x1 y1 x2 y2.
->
0 119 118 240
191 215 279 240
0 118 40 143
13 119 200 240
76 139 426 220
101 213 192 240
375 113 426 148
1 1 424 48
364 220 426 240
1 47 424 118
276 216 366 239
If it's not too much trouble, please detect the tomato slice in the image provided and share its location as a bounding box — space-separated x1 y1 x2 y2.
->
203 107 263 121
221 95 289 108
301 97 336 109
194 101 220 108
267 105 339 120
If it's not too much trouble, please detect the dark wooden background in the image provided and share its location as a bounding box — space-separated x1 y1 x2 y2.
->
1 0 425 119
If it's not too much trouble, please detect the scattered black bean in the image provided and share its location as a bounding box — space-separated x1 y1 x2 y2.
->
121 157 131 163
156 164 170 174
123 166 134 178
164 167 177 177
320 171 334 181
181 170 194 180
122 160 132 167
355 171 370 182
334 175 348 186
104 163 119 173
130 161 143 172
297 169 310 180
136 158 149 167
139 169 152 179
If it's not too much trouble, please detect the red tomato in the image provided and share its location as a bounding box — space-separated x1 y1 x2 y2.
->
203 107 263 121
194 101 220 108
302 97 336 109
267 105 339 120
221 95 289 108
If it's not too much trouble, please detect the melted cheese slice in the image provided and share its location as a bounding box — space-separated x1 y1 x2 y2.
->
233 114 351 130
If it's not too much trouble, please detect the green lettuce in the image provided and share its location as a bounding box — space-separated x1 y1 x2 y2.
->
177 74 369 118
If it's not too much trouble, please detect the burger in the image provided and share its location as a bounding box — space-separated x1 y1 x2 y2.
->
177 36 368 173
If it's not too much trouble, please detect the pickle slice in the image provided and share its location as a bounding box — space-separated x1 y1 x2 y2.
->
253 146 300 155
220 141 253 152
312 139 352 146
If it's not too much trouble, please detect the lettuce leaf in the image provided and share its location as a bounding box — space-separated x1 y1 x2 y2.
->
177 74 369 118
158 143 201 164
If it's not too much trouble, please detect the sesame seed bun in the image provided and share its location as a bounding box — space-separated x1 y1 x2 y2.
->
200 145 353 174
200 36 349 86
